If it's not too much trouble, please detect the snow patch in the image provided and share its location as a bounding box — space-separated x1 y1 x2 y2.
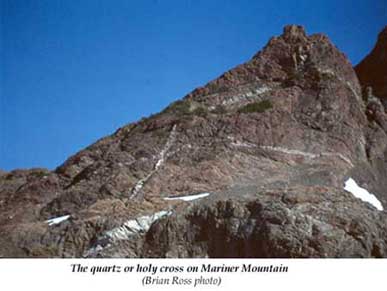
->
45 215 70 226
344 178 383 211
164 192 211 202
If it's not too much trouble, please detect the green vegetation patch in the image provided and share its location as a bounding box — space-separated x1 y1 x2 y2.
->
238 100 273 113
31 169 50 178
163 99 210 118
191 106 208 117
163 100 192 116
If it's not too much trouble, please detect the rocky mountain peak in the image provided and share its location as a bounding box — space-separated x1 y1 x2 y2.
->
355 26 387 105
1 25 387 258
282 24 307 41
188 25 360 110
377 25 387 44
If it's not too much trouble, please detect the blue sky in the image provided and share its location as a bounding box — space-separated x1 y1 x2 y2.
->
1 0 386 171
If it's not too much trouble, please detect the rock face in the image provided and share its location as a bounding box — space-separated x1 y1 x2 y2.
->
143 188 387 258
354 26 387 220
1 25 387 258
355 26 387 105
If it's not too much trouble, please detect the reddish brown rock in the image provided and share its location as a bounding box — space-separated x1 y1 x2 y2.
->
356 26 387 104
1 25 387 258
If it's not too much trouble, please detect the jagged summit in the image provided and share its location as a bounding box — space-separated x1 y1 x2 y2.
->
183 26 365 162
1 25 387 258
186 24 359 110
282 24 307 41
355 26 387 104
377 25 387 43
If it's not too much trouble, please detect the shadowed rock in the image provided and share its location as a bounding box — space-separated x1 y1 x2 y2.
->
356 26 387 104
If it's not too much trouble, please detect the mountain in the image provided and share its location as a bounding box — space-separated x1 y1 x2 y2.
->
1 25 387 258
355 26 387 106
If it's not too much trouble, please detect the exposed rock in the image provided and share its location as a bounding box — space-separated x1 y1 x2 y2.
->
356 26 387 105
1 25 387 258
143 187 387 258
354 26 387 220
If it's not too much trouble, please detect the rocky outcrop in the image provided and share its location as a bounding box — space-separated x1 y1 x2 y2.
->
355 26 387 105
1 25 387 258
143 187 387 258
354 26 387 219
